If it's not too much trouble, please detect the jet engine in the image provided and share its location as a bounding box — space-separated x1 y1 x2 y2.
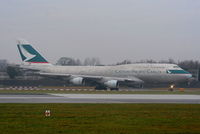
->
69 77 84 85
104 80 119 89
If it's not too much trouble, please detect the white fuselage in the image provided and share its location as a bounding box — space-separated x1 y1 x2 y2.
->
22 63 192 84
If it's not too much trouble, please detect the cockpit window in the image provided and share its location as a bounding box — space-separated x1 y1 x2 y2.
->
167 70 190 74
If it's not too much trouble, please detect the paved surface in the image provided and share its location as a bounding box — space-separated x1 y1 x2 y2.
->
0 87 162 91
0 94 200 104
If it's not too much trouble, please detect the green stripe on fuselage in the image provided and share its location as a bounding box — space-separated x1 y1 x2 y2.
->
167 70 190 74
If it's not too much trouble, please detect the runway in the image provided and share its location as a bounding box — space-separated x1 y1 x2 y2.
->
0 93 200 103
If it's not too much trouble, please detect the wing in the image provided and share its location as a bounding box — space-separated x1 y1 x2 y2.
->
38 72 144 84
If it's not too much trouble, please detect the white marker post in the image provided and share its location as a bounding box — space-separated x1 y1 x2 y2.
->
45 110 51 117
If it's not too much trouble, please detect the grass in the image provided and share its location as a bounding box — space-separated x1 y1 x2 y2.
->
0 104 200 134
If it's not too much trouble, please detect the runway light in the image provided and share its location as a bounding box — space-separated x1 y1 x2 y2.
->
45 110 51 117
170 85 174 89
169 84 175 91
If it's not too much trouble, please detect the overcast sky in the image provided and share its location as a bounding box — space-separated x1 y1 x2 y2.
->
0 0 200 64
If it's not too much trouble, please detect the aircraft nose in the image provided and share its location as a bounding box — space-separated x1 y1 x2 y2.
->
186 74 192 78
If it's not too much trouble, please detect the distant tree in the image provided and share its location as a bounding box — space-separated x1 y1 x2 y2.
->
158 60 168 63
84 57 101 66
145 59 157 63
0 60 8 72
76 59 82 66
167 58 176 64
6 66 20 79
56 57 81 66
135 59 157 64
116 60 132 65
178 60 200 70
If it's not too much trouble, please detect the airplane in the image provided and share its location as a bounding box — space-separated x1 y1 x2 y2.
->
16 40 193 90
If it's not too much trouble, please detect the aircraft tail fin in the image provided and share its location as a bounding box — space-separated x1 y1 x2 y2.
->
17 39 51 65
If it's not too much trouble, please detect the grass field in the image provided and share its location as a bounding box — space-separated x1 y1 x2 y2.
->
0 104 200 134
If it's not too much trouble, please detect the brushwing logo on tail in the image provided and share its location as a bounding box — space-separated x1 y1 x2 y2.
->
19 45 36 62
17 43 49 63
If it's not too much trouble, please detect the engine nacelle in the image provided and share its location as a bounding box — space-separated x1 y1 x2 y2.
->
104 80 119 88
69 77 84 85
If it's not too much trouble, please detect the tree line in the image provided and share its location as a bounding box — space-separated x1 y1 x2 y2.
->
116 59 200 71
56 57 101 66
57 57 200 71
